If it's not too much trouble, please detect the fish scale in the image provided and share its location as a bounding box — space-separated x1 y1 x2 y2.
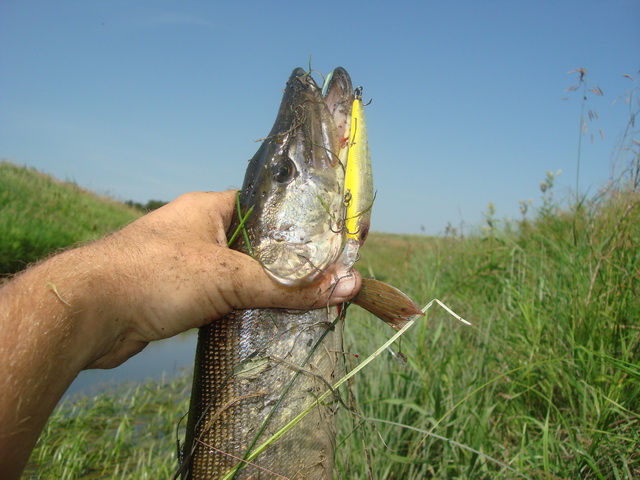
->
185 308 343 479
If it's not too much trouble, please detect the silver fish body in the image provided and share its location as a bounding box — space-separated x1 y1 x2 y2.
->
181 67 354 479
183 307 343 479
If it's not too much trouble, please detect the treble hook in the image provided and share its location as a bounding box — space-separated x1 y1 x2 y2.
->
353 86 372 105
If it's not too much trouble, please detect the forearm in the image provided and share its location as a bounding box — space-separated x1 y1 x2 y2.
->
0 247 120 479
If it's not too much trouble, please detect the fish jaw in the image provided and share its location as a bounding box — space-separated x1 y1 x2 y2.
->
323 67 353 147
233 68 349 286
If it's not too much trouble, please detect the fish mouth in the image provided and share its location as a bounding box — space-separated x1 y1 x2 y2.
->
270 67 353 170
232 67 356 286
323 67 353 152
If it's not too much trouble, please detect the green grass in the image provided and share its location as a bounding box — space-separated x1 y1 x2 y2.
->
0 161 141 275
337 183 640 479
24 375 192 480
7 162 639 478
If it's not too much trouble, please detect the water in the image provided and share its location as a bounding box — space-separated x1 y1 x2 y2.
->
65 331 198 398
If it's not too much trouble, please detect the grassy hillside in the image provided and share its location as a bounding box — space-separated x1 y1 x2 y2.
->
0 161 141 274
12 161 640 478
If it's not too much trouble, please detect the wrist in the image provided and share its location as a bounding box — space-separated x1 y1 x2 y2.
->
11 247 122 371
43 241 139 370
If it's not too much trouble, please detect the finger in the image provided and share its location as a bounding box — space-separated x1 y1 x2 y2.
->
132 191 238 246
201 190 239 236
214 249 362 312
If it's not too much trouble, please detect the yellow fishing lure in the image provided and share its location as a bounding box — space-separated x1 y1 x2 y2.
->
344 86 373 246
339 86 374 269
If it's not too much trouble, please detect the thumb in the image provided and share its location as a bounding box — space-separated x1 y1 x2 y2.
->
217 249 362 312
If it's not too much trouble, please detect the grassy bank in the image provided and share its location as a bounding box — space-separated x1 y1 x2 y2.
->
24 374 192 480
6 163 638 478
0 161 141 275
338 184 639 479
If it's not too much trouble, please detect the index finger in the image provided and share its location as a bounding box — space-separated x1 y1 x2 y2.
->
133 191 239 247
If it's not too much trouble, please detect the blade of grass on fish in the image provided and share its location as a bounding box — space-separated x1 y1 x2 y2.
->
227 191 254 256
226 207 253 247
353 278 424 330
221 299 470 479
229 312 345 479
321 69 334 97
317 193 343 232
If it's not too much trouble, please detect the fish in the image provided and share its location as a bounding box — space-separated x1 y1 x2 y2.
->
180 67 355 480
179 66 423 480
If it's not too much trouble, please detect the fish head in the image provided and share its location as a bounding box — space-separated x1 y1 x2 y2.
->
234 67 353 286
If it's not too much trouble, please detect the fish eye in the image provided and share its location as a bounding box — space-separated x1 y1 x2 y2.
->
272 157 297 184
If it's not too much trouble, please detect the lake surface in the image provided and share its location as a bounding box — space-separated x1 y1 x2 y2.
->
65 331 198 398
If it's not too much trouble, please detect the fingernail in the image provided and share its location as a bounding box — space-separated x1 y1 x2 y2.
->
329 270 358 302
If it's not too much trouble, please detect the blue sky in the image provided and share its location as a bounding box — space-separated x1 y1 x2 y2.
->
1 1 638 235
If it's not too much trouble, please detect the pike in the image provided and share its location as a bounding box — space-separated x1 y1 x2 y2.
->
179 67 421 479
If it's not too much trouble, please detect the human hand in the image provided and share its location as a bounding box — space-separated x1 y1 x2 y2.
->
75 190 361 369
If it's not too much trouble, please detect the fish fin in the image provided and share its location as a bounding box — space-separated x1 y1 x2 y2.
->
353 278 424 330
